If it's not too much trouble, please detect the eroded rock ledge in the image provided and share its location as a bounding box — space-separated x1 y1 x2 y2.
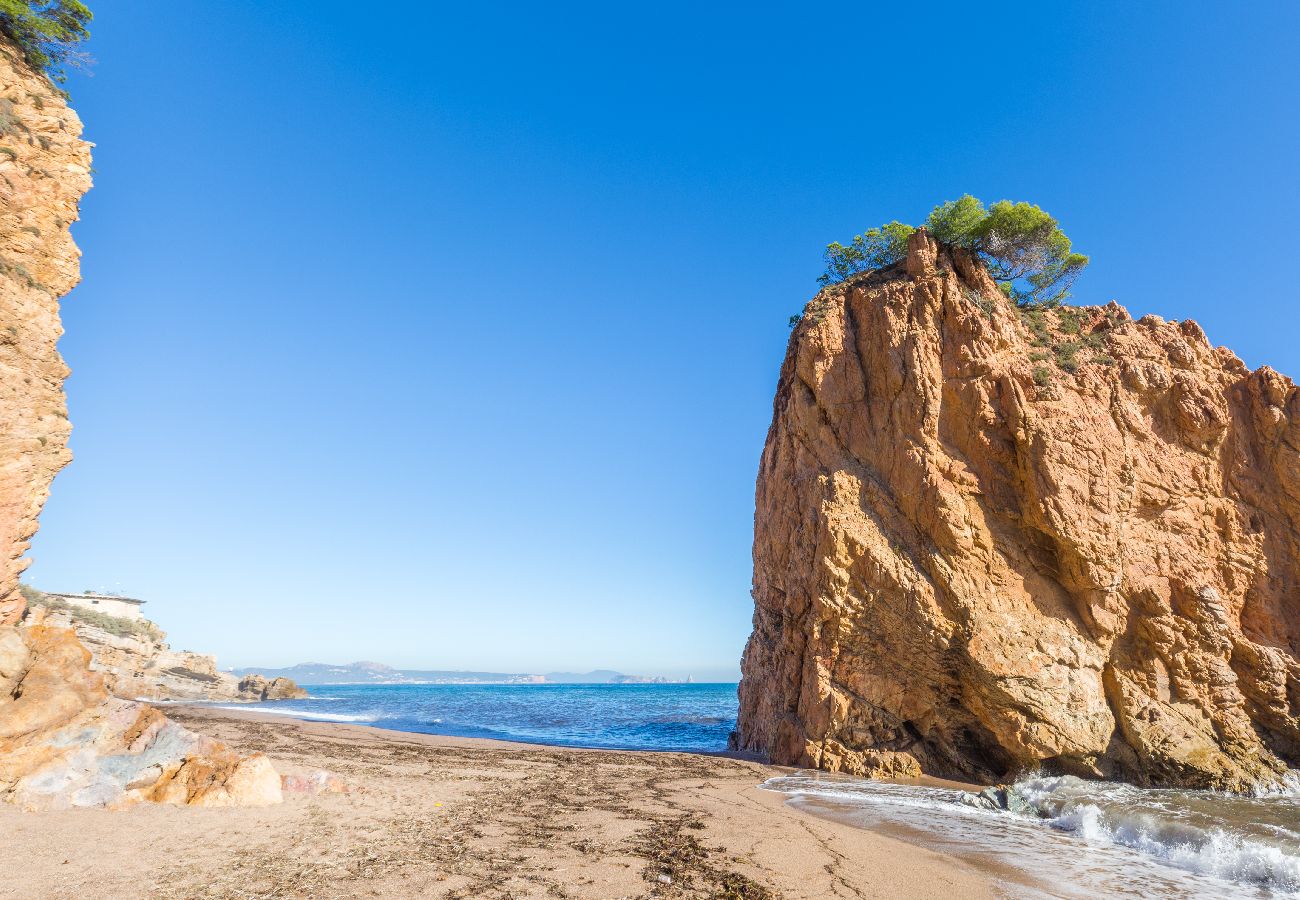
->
734 229 1300 791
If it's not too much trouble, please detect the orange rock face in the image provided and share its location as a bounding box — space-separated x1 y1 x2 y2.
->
734 230 1300 790
0 618 281 809
0 45 88 625
0 44 281 809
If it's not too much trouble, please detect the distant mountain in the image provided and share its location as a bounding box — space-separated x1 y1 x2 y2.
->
543 670 678 684
231 662 687 685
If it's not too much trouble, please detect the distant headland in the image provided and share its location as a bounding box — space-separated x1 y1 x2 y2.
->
233 660 703 685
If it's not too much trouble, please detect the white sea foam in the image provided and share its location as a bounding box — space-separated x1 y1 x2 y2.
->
1253 769 1300 799
282 711 380 723
762 772 1300 898
205 705 380 723
1015 776 1300 894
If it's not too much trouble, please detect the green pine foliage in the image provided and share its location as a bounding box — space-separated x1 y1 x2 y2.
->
816 221 916 286
0 1 92 84
925 195 987 246
927 196 1088 307
817 195 1089 307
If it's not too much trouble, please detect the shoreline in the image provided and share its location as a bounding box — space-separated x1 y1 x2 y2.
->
0 704 1000 899
167 698 765 758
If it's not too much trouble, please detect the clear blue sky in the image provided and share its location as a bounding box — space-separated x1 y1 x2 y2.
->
26 2 1300 677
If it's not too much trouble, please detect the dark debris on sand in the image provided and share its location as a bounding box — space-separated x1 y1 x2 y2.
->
155 710 784 900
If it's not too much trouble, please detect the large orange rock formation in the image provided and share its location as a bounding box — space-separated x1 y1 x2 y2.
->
735 229 1300 791
0 616 280 809
0 43 280 808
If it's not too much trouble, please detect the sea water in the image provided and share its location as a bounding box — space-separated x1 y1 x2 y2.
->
762 771 1300 898
213 684 1300 897
207 682 739 752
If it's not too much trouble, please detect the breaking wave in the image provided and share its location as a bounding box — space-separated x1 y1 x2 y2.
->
763 771 1300 898
1016 775 1300 894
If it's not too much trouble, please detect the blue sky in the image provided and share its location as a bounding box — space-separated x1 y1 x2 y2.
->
26 2 1300 677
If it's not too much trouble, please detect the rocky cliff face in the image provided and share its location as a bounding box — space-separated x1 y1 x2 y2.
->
735 229 1300 791
25 591 307 702
58 614 306 701
0 47 86 627
0 44 282 808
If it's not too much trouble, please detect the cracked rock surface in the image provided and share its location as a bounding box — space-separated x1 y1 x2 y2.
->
736 230 1300 790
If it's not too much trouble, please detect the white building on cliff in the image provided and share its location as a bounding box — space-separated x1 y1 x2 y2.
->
44 591 146 621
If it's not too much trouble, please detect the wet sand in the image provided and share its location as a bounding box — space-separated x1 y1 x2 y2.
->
0 705 999 899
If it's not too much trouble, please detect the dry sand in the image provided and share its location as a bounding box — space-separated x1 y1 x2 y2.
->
0 706 999 899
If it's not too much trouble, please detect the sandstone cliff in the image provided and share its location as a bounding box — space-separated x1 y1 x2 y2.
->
0 49 85 627
23 587 307 701
735 229 1300 791
0 43 281 808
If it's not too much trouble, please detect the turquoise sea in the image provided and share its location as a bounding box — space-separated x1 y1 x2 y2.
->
212 682 739 752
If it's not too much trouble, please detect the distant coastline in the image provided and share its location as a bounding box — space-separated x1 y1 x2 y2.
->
231 660 720 686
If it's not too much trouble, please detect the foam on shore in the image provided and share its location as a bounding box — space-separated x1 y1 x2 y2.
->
763 772 1300 899
203 704 381 724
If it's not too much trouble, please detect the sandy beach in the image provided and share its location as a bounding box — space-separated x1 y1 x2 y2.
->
0 705 997 899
